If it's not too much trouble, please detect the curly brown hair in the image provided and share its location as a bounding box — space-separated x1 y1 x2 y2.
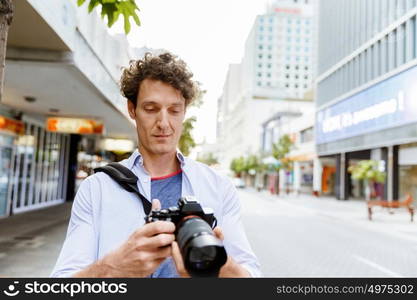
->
120 52 199 107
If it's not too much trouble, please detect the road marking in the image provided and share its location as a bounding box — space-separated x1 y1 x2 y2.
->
353 255 403 277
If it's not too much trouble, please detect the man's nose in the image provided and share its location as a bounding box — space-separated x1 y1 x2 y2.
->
156 110 170 129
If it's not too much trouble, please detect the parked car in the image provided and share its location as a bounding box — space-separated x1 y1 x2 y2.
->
232 177 246 189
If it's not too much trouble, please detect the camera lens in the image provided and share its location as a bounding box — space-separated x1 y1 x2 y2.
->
176 217 227 277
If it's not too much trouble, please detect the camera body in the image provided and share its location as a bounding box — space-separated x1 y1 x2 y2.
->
145 196 227 277
145 196 216 229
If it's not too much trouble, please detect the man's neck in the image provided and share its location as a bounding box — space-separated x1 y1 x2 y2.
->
138 146 180 178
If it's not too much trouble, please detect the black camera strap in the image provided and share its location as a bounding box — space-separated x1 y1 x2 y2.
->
94 162 152 215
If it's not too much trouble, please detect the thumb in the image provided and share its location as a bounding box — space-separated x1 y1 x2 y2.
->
151 198 161 211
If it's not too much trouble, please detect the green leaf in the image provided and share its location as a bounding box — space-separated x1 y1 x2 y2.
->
132 11 141 26
77 0 86 6
123 14 131 33
88 0 100 13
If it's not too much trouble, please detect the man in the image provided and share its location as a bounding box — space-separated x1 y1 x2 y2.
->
51 52 260 278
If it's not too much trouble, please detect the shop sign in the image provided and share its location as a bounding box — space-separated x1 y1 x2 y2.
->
101 138 134 153
274 7 301 14
316 64 417 144
0 115 24 135
46 117 104 135
288 153 316 162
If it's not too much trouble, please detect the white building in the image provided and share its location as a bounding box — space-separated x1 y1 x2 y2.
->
251 0 315 99
216 0 316 171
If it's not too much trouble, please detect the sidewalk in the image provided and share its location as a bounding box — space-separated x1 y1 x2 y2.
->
0 203 72 277
254 188 417 243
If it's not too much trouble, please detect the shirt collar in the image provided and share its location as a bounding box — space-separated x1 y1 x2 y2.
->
127 148 186 170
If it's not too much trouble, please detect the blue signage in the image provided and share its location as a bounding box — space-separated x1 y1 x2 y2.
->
316 64 417 144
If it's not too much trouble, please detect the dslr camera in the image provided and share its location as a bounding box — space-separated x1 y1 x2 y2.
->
145 196 227 277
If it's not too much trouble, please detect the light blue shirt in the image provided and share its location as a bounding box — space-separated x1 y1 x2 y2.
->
51 150 261 277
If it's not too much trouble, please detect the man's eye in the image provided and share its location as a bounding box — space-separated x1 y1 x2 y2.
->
144 108 156 112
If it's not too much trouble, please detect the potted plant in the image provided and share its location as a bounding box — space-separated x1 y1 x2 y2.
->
348 160 386 201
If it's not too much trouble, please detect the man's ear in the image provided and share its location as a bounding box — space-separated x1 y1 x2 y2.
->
127 100 136 119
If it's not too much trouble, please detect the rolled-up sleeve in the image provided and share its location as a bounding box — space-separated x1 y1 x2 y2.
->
220 178 262 277
50 177 98 277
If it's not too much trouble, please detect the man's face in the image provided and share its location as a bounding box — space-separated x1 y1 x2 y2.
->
128 79 186 156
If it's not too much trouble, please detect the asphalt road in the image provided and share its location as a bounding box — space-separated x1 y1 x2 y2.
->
239 188 417 277
1 189 417 278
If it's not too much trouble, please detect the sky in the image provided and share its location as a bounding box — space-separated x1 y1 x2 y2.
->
110 0 271 144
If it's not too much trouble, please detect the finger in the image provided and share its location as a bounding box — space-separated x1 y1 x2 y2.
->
142 233 176 249
171 241 190 278
152 198 161 211
213 227 224 241
139 221 176 237
145 245 173 260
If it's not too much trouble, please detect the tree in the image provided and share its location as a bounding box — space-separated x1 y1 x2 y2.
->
178 85 206 156
197 152 219 166
272 134 294 171
244 154 265 175
348 160 386 201
0 0 141 102
230 156 246 177
178 116 196 156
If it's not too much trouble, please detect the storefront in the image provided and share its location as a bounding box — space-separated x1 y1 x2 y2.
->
316 61 417 202
8 120 71 215
399 143 417 202
0 132 15 218
0 113 72 217
290 154 315 195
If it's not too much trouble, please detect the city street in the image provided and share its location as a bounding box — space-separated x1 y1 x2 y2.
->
240 189 417 277
1 188 417 277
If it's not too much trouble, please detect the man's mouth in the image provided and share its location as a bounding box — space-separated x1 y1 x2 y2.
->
153 134 171 138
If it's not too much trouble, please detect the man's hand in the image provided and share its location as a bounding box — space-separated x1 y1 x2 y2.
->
172 226 251 278
74 199 174 278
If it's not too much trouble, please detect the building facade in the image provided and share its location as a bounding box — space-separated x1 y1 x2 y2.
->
316 0 417 202
217 0 317 171
0 0 137 218
252 0 315 99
